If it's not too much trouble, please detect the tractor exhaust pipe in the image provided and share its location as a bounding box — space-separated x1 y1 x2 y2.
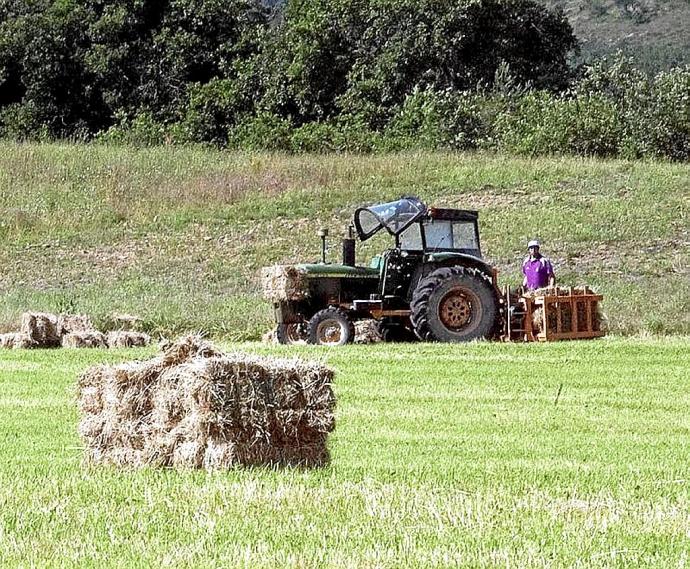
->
318 228 329 264
342 224 356 266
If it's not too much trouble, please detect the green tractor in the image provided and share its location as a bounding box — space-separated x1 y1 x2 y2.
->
263 197 501 345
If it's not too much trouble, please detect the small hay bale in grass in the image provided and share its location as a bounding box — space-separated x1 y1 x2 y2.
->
354 319 381 344
20 312 60 348
112 313 143 331
0 332 34 349
261 328 277 344
260 265 310 302
77 335 335 470
57 314 95 336
106 331 151 348
62 331 108 349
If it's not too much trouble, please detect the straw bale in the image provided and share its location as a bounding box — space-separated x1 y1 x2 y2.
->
260 265 310 302
20 312 60 348
261 328 278 344
523 285 595 298
106 331 151 348
62 331 108 349
354 320 381 344
0 332 34 349
77 335 335 470
112 313 143 331
57 314 95 336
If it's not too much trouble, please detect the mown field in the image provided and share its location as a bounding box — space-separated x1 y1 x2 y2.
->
0 143 688 338
0 338 688 567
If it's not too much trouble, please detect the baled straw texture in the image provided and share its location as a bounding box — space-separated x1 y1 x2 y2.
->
20 312 60 348
0 332 33 349
354 320 381 344
57 314 95 335
260 265 310 302
62 331 108 349
107 331 151 348
523 285 596 298
78 335 334 470
261 328 277 344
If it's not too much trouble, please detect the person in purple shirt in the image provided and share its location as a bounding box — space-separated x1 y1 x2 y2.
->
522 239 555 290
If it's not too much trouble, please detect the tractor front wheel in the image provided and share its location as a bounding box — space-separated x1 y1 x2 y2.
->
411 267 498 342
308 308 355 346
276 322 309 345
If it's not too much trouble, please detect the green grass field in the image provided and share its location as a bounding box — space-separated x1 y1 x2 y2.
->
1 338 688 567
0 143 688 338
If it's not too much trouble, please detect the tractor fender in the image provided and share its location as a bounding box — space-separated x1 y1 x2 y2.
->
406 254 495 300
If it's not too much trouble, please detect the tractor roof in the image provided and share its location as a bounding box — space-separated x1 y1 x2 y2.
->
354 197 478 241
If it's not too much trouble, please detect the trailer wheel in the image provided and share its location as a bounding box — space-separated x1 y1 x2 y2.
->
411 267 498 342
276 322 309 345
308 308 355 346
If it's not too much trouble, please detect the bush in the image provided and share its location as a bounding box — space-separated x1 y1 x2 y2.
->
228 112 293 151
574 54 690 160
495 91 622 157
97 113 169 147
381 87 490 151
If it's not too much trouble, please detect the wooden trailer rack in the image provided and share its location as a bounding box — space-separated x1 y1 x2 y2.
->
503 286 606 342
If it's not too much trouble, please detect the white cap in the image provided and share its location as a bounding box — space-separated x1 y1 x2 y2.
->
527 239 540 248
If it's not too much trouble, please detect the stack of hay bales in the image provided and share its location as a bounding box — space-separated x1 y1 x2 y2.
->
78 335 335 469
63 332 108 348
58 313 107 348
261 265 310 302
0 311 151 350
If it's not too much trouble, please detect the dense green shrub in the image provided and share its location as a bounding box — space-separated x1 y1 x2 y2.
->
96 112 169 147
381 88 488 151
494 92 622 157
228 112 292 151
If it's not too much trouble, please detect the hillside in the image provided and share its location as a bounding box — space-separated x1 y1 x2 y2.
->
546 0 690 70
0 143 688 338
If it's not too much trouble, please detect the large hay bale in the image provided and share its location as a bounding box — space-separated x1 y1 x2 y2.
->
0 332 34 349
20 312 60 348
106 331 151 348
62 331 108 349
260 265 310 302
77 335 335 470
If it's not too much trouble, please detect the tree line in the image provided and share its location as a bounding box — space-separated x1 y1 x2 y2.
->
0 0 687 160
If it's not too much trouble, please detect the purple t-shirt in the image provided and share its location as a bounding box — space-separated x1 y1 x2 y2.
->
522 255 554 290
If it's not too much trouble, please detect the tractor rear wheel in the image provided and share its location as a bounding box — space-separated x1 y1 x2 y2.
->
308 308 355 346
411 267 498 342
276 322 308 345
